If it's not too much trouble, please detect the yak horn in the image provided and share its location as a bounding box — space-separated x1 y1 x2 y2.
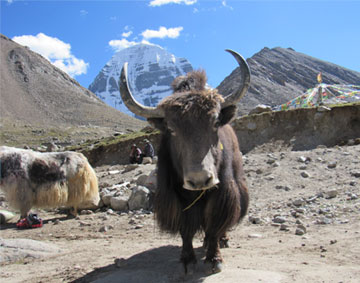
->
119 62 164 118
221 49 251 109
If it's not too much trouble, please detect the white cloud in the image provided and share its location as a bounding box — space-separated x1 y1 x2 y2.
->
141 26 183 40
149 0 197 7
108 38 138 52
122 31 133 38
222 1 233 10
80 10 88 16
12 33 88 77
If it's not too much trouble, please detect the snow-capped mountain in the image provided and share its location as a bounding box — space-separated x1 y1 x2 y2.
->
89 43 193 118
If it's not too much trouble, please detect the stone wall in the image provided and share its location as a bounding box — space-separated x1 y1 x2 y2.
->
233 104 360 153
82 104 360 166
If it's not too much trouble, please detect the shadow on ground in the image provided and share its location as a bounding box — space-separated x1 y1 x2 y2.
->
72 245 212 283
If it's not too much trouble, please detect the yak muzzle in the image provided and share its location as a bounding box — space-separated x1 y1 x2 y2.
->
183 170 219 191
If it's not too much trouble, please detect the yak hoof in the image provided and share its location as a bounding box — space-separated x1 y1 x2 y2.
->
183 261 197 275
181 254 197 275
204 259 223 274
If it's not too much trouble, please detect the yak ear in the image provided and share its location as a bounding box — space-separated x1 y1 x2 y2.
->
219 105 237 126
148 118 167 132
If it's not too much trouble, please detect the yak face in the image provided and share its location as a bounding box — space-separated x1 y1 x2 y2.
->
149 71 238 191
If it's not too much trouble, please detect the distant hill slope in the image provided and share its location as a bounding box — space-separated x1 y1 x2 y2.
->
217 47 360 115
0 34 145 131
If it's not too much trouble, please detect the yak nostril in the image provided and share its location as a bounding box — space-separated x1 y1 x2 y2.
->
205 176 213 186
187 180 196 189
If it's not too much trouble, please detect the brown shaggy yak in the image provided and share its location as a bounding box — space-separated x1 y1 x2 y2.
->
119 50 250 274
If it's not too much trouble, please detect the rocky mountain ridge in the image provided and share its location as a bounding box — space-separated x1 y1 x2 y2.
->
217 47 360 114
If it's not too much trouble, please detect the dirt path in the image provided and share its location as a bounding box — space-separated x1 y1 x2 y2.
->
1 144 359 282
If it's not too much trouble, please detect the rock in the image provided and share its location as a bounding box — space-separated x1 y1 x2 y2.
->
142 157 153 164
99 226 108 232
123 164 139 173
273 216 286 224
279 224 290 231
79 221 91 227
249 104 272 115
325 190 338 199
295 228 306 236
246 122 257 131
128 186 150 211
80 210 93 215
110 196 129 211
301 171 310 178
351 171 360 178
248 233 262 239
102 193 114 206
136 174 148 186
275 185 291 191
249 216 262 224
0 210 16 224
316 217 332 225
327 162 337 169
347 193 358 200
297 156 307 163
297 224 307 233
144 169 157 192
293 199 305 207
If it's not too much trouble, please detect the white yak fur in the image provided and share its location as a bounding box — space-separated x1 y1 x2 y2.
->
0 146 99 217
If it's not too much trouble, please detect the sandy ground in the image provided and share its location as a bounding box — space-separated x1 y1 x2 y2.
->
1 143 359 283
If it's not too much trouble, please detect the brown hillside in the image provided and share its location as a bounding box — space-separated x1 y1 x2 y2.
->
0 34 145 146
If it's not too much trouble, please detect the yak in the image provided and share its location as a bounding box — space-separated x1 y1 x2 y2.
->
119 50 250 274
0 146 100 219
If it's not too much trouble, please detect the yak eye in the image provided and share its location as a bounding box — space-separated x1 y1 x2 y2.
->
213 120 221 130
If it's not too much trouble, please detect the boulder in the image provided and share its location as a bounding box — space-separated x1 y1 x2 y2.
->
110 196 129 211
128 186 150 210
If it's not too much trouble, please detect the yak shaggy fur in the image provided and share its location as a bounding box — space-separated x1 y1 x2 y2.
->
151 70 249 273
0 146 99 218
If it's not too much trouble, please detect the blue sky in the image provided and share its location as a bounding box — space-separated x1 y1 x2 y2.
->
1 0 360 89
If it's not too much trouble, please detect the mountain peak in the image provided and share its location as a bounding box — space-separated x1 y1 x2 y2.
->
89 44 193 117
217 46 360 115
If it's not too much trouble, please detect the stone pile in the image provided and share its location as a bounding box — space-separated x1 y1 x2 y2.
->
97 164 157 213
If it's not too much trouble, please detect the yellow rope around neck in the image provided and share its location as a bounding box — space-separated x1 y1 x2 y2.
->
183 190 206 211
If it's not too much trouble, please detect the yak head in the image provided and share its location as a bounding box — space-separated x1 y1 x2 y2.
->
120 50 250 191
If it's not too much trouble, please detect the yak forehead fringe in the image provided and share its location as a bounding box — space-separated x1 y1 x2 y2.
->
171 70 207 93
161 71 224 117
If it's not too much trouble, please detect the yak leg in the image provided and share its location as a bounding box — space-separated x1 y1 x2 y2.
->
180 229 197 274
205 233 229 249
20 205 31 219
203 233 223 274
219 232 229 248
69 205 78 217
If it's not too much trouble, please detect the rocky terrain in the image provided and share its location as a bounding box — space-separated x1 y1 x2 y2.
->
1 142 359 282
218 47 360 114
